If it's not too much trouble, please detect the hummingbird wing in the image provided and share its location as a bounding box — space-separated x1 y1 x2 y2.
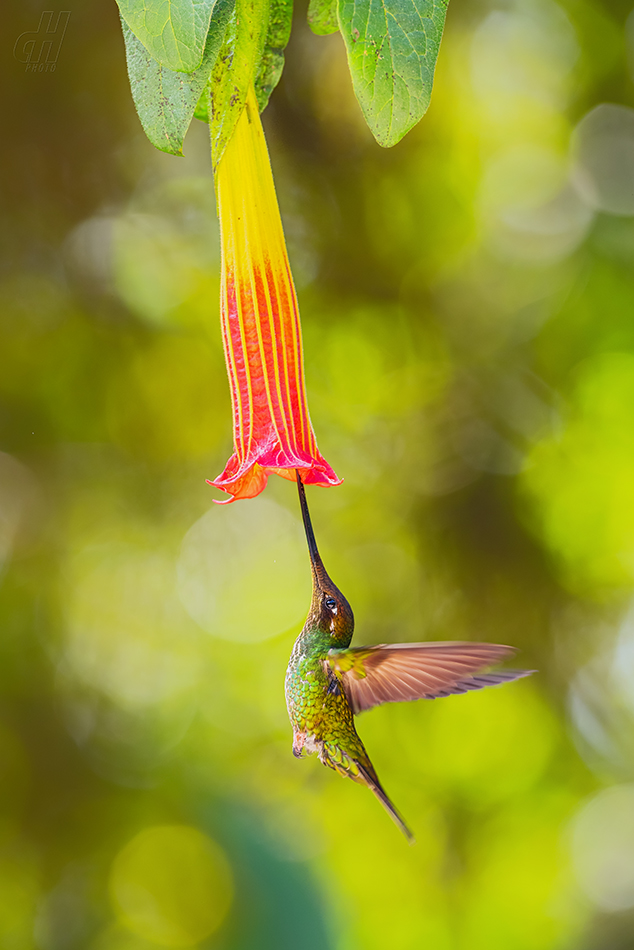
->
327 641 532 715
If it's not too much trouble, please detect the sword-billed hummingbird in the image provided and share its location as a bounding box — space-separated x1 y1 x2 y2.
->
285 472 533 842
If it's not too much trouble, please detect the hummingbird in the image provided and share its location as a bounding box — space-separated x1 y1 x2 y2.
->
285 472 533 842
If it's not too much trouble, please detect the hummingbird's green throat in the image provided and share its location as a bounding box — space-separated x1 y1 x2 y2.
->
285 471 534 842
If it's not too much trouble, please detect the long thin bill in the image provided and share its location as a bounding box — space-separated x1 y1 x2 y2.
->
295 469 325 579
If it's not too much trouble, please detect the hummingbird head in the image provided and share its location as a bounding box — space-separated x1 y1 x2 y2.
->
310 566 354 645
296 472 354 646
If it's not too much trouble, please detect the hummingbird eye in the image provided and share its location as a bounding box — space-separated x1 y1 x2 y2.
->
324 597 337 611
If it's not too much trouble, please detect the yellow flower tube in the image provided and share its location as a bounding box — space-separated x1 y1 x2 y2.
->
208 87 341 502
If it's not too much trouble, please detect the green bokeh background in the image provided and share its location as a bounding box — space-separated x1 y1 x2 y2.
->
4 0 634 947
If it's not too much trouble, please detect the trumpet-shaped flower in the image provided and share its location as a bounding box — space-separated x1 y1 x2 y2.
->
208 88 341 502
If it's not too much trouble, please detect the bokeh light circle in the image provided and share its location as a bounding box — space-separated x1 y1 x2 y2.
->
570 785 634 911
177 497 308 642
109 825 233 946
572 104 634 216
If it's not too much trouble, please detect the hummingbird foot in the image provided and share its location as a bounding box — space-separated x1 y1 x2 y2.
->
292 730 307 758
326 669 342 697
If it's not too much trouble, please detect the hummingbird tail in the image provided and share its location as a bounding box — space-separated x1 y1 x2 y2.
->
357 762 415 844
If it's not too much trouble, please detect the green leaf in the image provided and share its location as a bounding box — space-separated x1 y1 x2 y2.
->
208 0 270 169
337 0 449 147
193 83 212 123
121 0 233 156
308 0 338 36
197 0 288 122
254 49 285 111
255 0 293 110
117 0 216 73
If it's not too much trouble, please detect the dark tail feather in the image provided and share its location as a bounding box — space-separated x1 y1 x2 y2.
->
358 762 415 844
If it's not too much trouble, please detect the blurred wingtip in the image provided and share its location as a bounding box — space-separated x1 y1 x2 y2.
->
496 669 537 682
